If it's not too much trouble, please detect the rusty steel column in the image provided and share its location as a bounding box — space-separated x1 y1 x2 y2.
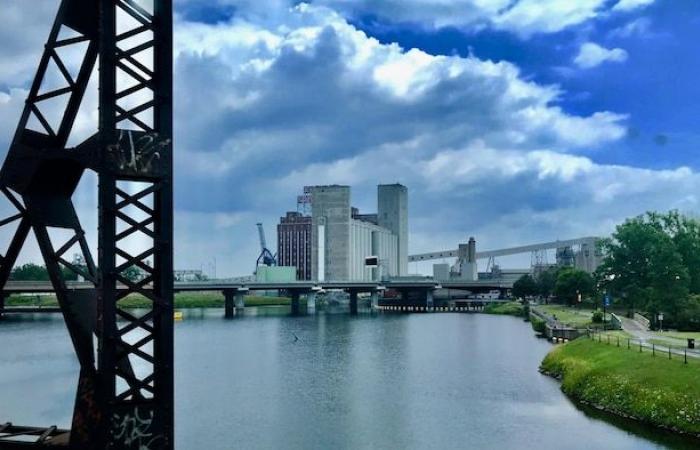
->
97 0 174 448
0 1 175 448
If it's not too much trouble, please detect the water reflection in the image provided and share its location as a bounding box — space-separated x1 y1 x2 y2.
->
0 310 698 449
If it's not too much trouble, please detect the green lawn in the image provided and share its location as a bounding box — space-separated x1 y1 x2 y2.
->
595 330 634 340
537 305 597 327
6 292 292 309
541 338 700 436
658 331 700 342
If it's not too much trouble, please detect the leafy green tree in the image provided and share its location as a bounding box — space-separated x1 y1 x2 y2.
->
654 211 700 294
10 263 49 281
554 268 595 306
675 295 700 331
536 268 557 299
512 274 538 299
598 212 690 320
121 265 144 282
10 263 81 281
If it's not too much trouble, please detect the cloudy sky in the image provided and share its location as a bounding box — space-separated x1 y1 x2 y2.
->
1 0 699 277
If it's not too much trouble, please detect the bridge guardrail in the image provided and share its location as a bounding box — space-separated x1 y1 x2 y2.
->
609 313 623 330
634 313 651 330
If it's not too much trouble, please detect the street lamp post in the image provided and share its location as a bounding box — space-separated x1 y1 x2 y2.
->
603 292 611 331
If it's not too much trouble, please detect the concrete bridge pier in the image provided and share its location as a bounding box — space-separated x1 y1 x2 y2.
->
224 290 235 319
306 291 317 313
370 291 379 309
426 289 434 309
0 292 5 320
291 291 301 315
224 288 248 318
349 290 359 315
235 290 247 310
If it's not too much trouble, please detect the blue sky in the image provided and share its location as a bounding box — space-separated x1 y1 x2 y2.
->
348 0 700 171
1 0 699 277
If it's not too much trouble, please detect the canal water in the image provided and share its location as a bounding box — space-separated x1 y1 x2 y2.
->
0 309 696 449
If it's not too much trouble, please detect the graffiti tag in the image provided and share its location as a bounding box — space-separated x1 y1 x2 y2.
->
112 407 164 449
108 130 170 175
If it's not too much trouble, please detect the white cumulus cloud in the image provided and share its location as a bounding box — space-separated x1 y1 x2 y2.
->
613 0 656 12
178 0 658 37
574 42 629 69
0 0 689 277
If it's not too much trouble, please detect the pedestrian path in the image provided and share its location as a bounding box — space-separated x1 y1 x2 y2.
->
615 316 700 359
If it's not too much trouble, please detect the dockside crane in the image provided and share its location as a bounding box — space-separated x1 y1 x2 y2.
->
255 223 277 272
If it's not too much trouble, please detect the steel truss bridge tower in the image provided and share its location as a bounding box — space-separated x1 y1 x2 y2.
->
0 0 174 448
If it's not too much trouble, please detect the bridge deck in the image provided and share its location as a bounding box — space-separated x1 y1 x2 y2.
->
2 279 513 294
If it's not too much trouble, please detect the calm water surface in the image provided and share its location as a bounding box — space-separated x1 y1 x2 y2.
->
0 309 696 449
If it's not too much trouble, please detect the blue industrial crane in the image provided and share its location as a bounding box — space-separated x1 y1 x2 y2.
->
255 222 277 272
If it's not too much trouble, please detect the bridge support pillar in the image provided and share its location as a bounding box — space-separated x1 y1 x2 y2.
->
349 290 358 315
0 292 5 319
306 292 317 312
224 290 235 319
291 291 301 315
235 291 246 310
370 291 379 309
426 290 434 309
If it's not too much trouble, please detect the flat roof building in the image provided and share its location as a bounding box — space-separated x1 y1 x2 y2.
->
378 184 408 276
277 212 312 280
280 184 407 282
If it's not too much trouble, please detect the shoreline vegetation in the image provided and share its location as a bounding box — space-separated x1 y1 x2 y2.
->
540 338 700 439
482 301 525 317
5 292 293 309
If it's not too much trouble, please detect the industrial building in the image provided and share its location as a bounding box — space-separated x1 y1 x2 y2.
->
412 236 603 282
378 184 409 276
277 212 312 280
278 184 408 282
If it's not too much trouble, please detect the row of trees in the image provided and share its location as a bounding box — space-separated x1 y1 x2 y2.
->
512 267 594 306
9 263 143 282
10 263 80 281
514 211 700 330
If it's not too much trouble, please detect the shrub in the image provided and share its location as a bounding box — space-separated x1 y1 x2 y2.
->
531 317 546 334
591 310 604 323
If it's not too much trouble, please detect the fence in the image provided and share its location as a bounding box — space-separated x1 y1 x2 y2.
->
587 329 698 365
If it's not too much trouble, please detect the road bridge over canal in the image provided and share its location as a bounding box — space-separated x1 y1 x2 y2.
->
1 279 513 317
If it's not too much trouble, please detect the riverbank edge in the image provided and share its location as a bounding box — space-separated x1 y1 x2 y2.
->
6 293 294 309
539 339 700 440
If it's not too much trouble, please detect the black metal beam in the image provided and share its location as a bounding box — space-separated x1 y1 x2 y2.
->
0 1 174 448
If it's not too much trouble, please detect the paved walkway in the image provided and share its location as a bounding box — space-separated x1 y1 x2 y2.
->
617 316 699 358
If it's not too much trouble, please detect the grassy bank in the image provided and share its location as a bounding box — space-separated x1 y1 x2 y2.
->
482 301 524 317
541 338 700 437
6 292 292 308
530 316 546 334
657 331 700 342
537 305 596 327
